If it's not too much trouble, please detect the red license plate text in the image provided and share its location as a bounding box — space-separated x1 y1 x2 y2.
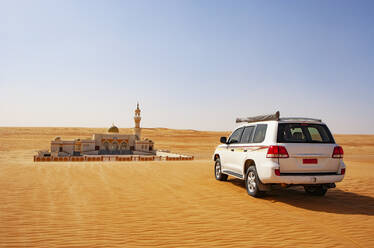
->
303 159 318 164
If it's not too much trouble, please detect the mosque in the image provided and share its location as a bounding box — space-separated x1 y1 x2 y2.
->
48 103 155 157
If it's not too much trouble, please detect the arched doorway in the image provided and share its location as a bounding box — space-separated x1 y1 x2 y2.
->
120 142 128 150
103 142 110 154
112 142 119 154
120 141 130 154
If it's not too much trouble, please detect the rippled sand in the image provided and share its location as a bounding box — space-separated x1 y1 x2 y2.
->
0 128 373 247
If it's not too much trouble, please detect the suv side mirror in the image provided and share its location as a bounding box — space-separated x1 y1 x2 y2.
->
220 137 227 144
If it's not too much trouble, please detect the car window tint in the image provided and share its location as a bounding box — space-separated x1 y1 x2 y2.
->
252 124 267 143
228 127 244 144
308 126 332 142
308 127 323 141
240 126 255 143
277 123 334 143
289 127 307 142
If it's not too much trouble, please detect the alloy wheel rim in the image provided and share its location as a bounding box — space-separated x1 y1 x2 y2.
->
215 163 221 178
247 171 256 192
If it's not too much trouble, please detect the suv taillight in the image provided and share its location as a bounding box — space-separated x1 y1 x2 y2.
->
332 146 344 159
267 146 289 158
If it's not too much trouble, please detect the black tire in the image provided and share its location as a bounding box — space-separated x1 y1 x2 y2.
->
214 159 228 181
245 165 265 197
304 185 328 196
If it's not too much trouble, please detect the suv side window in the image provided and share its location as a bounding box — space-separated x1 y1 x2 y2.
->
252 124 267 143
228 127 244 144
240 126 255 143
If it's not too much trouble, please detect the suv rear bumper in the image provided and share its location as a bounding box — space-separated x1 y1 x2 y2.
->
262 174 344 184
258 160 345 185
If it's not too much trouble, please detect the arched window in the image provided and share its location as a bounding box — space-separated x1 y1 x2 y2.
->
120 142 128 151
103 142 110 151
112 142 119 151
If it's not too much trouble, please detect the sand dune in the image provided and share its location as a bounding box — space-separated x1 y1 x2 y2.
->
0 128 373 247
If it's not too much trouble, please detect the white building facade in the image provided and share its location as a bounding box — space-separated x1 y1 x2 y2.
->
50 103 155 157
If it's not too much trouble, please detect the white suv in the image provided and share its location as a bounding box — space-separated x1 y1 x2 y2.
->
213 112 345 197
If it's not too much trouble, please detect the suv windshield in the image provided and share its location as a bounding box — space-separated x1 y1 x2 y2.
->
277 123 335 144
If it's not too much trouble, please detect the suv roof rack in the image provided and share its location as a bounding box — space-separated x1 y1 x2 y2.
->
236 111 322 123
236 111 280 123
279 117 322 122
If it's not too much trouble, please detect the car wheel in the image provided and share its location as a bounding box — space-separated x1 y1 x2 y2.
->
245 166 264 197
214 158 228 181
304 185 327 196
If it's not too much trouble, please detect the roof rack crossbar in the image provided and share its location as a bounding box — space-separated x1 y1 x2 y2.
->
279 117 322 122
236 111 280 123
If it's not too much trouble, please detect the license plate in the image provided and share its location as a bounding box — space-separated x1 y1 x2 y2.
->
303 158 318 164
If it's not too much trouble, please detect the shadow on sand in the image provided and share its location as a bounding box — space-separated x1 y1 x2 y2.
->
228 178 374 216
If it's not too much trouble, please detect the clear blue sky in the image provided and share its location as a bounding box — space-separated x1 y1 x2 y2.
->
1 0 373 133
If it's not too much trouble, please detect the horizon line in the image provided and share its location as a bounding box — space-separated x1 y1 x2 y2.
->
0 125 373 135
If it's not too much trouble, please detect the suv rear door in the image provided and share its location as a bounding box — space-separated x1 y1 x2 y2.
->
277 123 339 174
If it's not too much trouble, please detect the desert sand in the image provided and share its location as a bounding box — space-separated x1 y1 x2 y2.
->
0 127 373 247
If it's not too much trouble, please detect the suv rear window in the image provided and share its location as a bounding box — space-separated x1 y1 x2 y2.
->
277 123 335 143
253 124 267 143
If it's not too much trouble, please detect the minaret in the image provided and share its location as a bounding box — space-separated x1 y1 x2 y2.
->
134 102 141 140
